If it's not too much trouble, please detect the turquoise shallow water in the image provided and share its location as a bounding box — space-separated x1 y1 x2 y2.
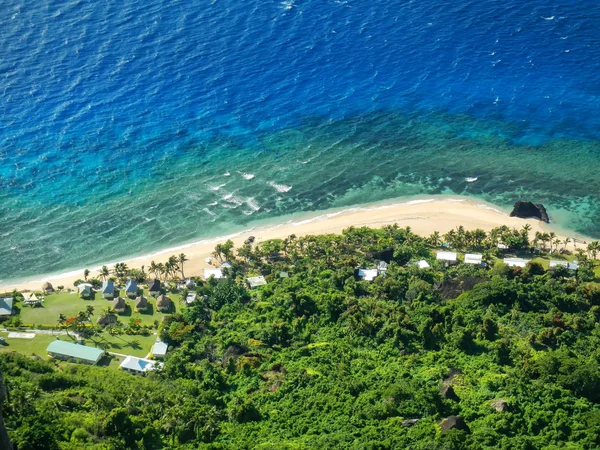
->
1 0 600 282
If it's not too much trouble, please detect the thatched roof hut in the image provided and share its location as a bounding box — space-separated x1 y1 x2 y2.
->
148 279 161 295
112 297 126 313
97 314 117 326
42 282 54 293
156 294 171 312
135 296 148 311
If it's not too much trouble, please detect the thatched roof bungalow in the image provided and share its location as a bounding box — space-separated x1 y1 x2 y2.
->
42 282 54 293
156 294 171 312
112 297 126 313
135 295 148 312
148 279 161 296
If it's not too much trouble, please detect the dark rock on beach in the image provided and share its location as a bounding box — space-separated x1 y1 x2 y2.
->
509 201 550 223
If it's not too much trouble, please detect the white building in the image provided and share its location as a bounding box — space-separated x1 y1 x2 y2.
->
120 356 160 375
503 257 529 268
185 292 197 304
204 268 225 279
436 252 458 263
151 340 168 359
357 269 378 281
246 276 267 288
549 260 568 268
464 254 483 265
413 260 431 269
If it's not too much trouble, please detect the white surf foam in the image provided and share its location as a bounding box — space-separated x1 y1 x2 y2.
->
267 181 292 192
238 171 255 180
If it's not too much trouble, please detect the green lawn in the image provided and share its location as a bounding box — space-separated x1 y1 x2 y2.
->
83 332 157 358
0 330 62 358
0 330 157 368
17 289 184 327
18 291 96 326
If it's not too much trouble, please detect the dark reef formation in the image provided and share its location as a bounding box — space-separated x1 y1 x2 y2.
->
510 201 550 223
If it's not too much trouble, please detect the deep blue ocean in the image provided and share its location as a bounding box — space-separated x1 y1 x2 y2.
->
1 0 600 282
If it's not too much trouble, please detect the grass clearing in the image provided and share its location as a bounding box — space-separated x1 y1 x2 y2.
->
17 289 184 327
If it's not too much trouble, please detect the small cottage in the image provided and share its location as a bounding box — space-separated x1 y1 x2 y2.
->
204 268 224 279
503 257 528 268
125 279 138 298
436 252 458 264
112 297 126 313
357 269 378 281
151 340 168 359
78 283 93 299
246 276 267 288
464 254 483 265
101 280 115 299
120 356 160 375
156 294 171 312
0 298 14 318
135 295 148 312
148 279 161 296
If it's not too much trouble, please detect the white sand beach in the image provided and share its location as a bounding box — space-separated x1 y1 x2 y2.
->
0 196 589 292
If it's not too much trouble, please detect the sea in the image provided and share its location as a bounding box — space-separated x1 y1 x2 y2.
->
1 0 599 283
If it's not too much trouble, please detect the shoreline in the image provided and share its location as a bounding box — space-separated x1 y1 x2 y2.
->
0 195 591 292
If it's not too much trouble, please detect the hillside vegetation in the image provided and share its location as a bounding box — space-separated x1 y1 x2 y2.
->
2 225 600 449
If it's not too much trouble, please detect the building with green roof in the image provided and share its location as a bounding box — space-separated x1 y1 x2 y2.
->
46 340 105 365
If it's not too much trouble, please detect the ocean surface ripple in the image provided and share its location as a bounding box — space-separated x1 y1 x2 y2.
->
1 0 599 282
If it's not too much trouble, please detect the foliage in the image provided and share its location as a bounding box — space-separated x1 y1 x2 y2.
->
2 226 600 449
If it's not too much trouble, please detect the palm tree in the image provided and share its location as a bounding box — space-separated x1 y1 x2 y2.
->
83 269 90 281
168 255 179 279
149 261 158 279
178 253 188 279
428 231 441 247
588 241 600 259
562 237 571 252
548 232 557 251
157 263 166 280
553 239 561 253
98 307 117 326
99 265 110 281
522 224 532 239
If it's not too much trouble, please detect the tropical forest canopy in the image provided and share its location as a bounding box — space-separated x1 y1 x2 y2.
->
2 225 600 449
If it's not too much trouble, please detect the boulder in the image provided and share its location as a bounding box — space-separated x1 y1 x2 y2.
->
370 248 394 263
402 418 420 427
440 415 470 434
440 384 460 401
509 201 550 223
490 399 510 412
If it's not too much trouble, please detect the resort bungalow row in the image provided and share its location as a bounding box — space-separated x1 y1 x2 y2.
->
47 341 105 365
